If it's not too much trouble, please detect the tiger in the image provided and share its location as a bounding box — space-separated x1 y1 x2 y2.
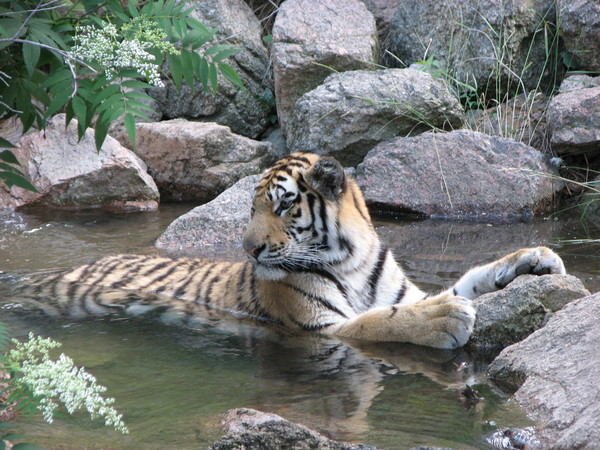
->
8 152 566 349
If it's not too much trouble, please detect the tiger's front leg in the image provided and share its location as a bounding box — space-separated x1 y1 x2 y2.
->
450 246 566 300
332 295 476 349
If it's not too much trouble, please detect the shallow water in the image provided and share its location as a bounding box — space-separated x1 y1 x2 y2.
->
0 205 598 449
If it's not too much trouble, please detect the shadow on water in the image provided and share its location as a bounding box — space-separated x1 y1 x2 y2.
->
0 205 598 449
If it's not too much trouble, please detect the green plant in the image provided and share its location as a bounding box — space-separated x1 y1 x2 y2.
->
0 139 36 192
409 4 562 150
1 331 128 436
0 0 243 153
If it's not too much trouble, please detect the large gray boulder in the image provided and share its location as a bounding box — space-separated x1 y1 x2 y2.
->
0 114 159 211
210 408 379 450
387 0 558 93
286 68 465 166
135 120 276 202
355 130 563 219
155 174 258 253
558 0 600 71
466 274 590 354
272 0 378 133
547 85 600 155
488 292 600 448
148 0 273 139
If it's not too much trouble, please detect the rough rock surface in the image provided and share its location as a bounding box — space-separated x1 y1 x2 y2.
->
355 130 563 219
155 174 258 252
465 93 550 153
210 408 380 450
272 0 378 133
559 74 600 93
148 0 273 139
0 114 159 210
558 0 600 71
387 0 558 92
466 274 590 354
287 69 465 166
547 86 600 155
136 120 275 202
488 292 600 448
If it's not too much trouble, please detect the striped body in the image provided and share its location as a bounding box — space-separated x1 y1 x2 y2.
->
15 152 567 348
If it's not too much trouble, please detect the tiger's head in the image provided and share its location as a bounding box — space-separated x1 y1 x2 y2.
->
242 152 375 280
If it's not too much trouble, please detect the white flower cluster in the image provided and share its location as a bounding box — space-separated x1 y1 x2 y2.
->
7 333 129 434
70 17 177 87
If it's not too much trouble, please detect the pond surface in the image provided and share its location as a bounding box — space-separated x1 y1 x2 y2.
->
0 205 598 449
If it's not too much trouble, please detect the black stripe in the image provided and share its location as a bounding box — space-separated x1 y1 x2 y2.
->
394 277 407 304
109 259 149 288
205 265 229 304
288 315 336 331
297 267 347 299
351 188 369 222
146 263 181 290
282 282 348 318
315 191 328 232
192 263 218 303
174 261 204 298
366 246 388 306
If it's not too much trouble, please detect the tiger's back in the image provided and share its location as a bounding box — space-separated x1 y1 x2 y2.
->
7 152 567 349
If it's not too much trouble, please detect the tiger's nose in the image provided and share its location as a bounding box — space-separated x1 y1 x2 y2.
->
244 243 266 259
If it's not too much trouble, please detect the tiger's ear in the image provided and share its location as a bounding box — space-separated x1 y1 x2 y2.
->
306 156 346 200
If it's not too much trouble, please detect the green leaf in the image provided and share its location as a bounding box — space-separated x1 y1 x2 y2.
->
218 62 244 90
121 80 152 90
123 113 136 151
208 63 218 93
204 44 235 56
43 67 73 88
94 118 110 151
0 171 37 192
263 34 272 45
22 43 40 78
211 48 239 63
198 57 209 90
71 96 87 125
167 53 183 92
0 162 21 173
0 150 18 164
180 49 195 89
45 88 73 117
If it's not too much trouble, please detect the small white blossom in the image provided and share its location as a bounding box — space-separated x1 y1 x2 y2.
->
69 17 178 87
7 333 129 434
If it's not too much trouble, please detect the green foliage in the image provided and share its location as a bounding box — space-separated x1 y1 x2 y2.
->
0 0 244 153
0 139 36 192
0 331 128 436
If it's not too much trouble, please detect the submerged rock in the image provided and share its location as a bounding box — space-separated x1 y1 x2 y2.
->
356 130 563 219
287 68 464 166
210 408 380 450
488 292 600 448
0 114 159 211
466 274 590 355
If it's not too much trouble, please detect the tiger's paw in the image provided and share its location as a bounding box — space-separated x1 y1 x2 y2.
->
495 246 566 289
413 295 476 349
